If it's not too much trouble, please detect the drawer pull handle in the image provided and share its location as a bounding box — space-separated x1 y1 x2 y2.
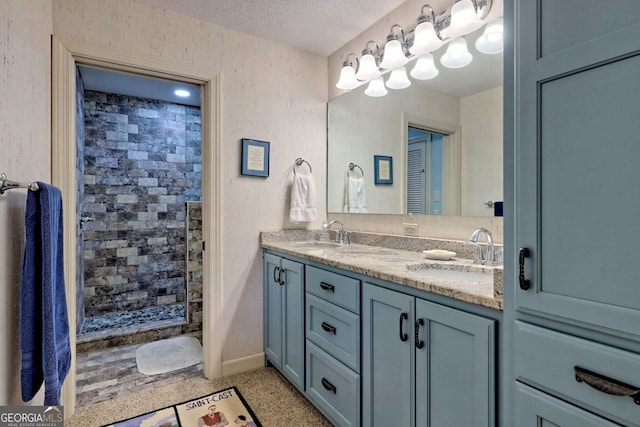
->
415 318 425 349
320 282 335 292
399 312 409 342
321 322 337 334
321 377 337 394
575 366 640 405
519 247 530 290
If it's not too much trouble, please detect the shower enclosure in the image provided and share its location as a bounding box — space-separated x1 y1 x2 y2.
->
75 67 203 350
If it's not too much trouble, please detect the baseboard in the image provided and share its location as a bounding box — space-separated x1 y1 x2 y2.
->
221 352 265 377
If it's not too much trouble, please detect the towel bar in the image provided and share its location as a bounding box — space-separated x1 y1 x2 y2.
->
348 163 364 177
294 158 313 174
0 173 39 195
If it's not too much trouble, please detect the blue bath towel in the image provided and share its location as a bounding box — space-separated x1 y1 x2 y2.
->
20 183 71 405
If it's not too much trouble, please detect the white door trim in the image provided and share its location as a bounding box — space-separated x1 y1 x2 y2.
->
51 36 222 416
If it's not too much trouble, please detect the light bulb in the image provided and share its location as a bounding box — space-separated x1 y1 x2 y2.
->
409 21 443 56
336 65 359 90
379 39 408 70
365 77 388 97
386 66 411 90
446 0 484 38
475 18 504 54
410 54 439 80
355 53 380 81
440 37 473 68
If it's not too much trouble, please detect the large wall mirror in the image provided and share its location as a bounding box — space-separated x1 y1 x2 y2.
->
328 20 503 217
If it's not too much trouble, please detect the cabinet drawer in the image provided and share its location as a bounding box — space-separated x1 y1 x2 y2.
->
515 321 640 427
306 293 360 372
515 382 621 426
306 341 360 427
306 265 360 313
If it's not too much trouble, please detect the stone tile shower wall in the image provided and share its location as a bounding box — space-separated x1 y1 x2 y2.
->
82 91 201 319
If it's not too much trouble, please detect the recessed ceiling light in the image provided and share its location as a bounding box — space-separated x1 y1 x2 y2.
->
174 89 190 97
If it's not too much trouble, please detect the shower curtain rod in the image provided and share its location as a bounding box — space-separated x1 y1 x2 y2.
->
0 173 40 195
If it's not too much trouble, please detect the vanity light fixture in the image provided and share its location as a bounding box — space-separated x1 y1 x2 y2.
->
334 1 495 92
409 5 443 56
446 0 486 39
410 53 439 80
440 36 473 68
364 76 388 97
379 24 409 70
386 66 412 89
336 53 360 90
355 41 382 82
475 17 504 54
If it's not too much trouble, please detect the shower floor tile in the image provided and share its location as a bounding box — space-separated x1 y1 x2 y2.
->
76 338 203 407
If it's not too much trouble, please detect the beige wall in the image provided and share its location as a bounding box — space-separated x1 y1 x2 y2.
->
460 86 503 217
2 0 328 404
51 0 328 365
0 0 53 405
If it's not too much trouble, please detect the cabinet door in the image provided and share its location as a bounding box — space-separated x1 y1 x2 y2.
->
264 253 283 368
515 382 621 427
263 254 305 391
281 258 305 391
362 283 414 427
514 0 640 337
415 299 495 427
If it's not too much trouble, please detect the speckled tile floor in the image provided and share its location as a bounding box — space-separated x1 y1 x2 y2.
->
75 339 204 407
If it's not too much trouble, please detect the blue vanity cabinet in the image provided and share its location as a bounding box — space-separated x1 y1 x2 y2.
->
362 283 496 427
505 0 640 425
263 252 305 392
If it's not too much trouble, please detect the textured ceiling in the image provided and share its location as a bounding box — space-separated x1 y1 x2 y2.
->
133 0 407 56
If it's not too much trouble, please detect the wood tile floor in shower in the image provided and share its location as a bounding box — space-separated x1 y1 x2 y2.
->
76 340 204 407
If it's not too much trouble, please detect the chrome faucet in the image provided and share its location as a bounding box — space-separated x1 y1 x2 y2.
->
469 227 495 265
323 220 350 244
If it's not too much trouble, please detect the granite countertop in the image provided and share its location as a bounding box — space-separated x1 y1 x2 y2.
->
261 230 503 311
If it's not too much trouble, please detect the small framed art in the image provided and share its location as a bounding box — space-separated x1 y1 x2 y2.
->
241 138 270 177
374 155 393 185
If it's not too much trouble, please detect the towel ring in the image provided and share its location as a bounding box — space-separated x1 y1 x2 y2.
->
348 163 364 177
293 157 312 174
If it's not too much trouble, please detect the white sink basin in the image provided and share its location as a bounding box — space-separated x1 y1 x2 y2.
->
406 262 494 285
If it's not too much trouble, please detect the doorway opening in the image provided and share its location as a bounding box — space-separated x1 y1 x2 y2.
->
74 66 204 352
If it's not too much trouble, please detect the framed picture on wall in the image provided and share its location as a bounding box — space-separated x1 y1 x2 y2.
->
374 155 393 185
241 138 270 177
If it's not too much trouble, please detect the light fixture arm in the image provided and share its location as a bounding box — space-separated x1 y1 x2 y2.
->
342 52 359 68
418 4 437 24
361 40 380 59
387 24 406 43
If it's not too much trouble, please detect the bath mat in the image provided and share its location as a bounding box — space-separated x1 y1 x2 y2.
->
104 386 261 426
135 336 203 376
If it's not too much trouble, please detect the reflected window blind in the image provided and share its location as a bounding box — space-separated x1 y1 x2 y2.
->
407 143 426 214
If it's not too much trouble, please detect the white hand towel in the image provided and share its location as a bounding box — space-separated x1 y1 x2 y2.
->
343 175 368 213
290 174 317 222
